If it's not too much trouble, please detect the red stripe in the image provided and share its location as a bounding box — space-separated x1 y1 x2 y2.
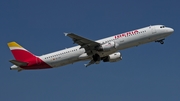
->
21 57 52 70
11 49 52 70
11 49 35 61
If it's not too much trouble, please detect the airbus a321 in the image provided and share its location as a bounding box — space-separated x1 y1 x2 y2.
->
8 25 174 71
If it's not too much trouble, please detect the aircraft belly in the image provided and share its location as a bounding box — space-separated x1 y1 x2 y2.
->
50 53 81 67
117 35 151 50
98 50 117 57
54 58 78 67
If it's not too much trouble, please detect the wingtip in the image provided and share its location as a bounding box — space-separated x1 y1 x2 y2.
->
84 64 88 67
64 32 68 36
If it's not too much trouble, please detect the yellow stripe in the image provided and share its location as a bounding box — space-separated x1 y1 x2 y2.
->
7 42 23 48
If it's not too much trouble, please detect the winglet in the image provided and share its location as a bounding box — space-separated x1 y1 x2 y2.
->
84 60 95 67
64 32 69 36
84 64 88 67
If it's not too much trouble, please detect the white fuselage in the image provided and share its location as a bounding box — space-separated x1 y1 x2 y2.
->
39 25 173 68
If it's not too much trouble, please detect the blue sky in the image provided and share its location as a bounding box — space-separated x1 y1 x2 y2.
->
1 0 180 101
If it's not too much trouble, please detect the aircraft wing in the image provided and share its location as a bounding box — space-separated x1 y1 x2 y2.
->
65 33 100 52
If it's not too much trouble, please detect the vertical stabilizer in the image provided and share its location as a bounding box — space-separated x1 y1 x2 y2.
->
7 42 36 61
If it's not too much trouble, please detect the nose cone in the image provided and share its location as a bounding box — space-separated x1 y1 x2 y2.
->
167 28 174 33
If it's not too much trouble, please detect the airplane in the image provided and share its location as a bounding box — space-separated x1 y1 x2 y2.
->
8 25 174 71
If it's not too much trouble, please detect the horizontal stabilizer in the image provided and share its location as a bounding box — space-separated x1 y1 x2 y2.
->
9 60 28 66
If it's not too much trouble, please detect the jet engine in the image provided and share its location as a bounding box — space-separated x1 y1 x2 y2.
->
102 52 122 62
95 41 115 51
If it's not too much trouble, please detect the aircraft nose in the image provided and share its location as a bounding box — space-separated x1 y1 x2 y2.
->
167 28 174 33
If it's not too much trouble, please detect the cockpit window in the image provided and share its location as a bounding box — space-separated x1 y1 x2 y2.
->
160 25 165 28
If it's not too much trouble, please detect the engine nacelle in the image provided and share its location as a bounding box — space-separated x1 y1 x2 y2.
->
103 52 122 62
96 41 115 51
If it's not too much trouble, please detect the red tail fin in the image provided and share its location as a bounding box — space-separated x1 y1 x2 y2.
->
7 42 36 61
